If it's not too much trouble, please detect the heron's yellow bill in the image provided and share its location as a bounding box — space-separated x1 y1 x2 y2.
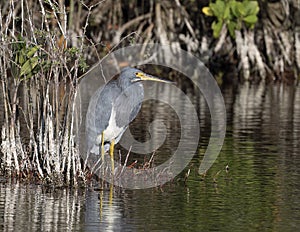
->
135 72 173 83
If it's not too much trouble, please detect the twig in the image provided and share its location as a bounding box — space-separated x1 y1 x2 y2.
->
120 146 132 177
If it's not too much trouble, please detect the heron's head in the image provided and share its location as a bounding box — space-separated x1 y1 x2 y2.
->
119 67 173 88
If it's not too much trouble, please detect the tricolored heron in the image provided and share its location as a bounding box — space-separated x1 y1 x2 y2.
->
86 67 173 173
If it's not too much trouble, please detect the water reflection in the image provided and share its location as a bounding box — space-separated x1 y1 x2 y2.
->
0 182 83 231
0 83 300 231
219 82 300 231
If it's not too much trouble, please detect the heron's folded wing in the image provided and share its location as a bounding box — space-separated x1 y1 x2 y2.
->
86 86 113 152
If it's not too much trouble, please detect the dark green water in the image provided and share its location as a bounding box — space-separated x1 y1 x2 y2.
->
0 83 299 231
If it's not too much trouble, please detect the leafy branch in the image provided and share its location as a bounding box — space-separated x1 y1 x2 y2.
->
202 0 259 38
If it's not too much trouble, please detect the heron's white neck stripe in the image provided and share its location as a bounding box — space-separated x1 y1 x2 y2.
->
103 106 125 142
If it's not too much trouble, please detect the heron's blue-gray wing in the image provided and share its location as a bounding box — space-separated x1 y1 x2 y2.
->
115 83 144 128
86 85 113 154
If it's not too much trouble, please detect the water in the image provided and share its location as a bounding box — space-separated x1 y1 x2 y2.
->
0 82 300 231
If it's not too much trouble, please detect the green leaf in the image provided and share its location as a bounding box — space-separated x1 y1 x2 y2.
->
243 15 258 24
224 5 231 20
236 2 246 16
26 45 40 58
243 1 259 16
210 0 225 19
227 21 237 38
11 63 19 79
18 49 27 65
16 53 24 66
20 56 39 77
229 1 240 18
212 20 223 38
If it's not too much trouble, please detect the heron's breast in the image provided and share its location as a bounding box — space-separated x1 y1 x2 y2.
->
102 107 125 141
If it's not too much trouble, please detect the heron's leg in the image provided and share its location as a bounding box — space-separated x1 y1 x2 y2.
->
101 131 105 161
109 139 115 174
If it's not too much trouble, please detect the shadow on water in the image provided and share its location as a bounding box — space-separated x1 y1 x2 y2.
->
0 80 300 231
